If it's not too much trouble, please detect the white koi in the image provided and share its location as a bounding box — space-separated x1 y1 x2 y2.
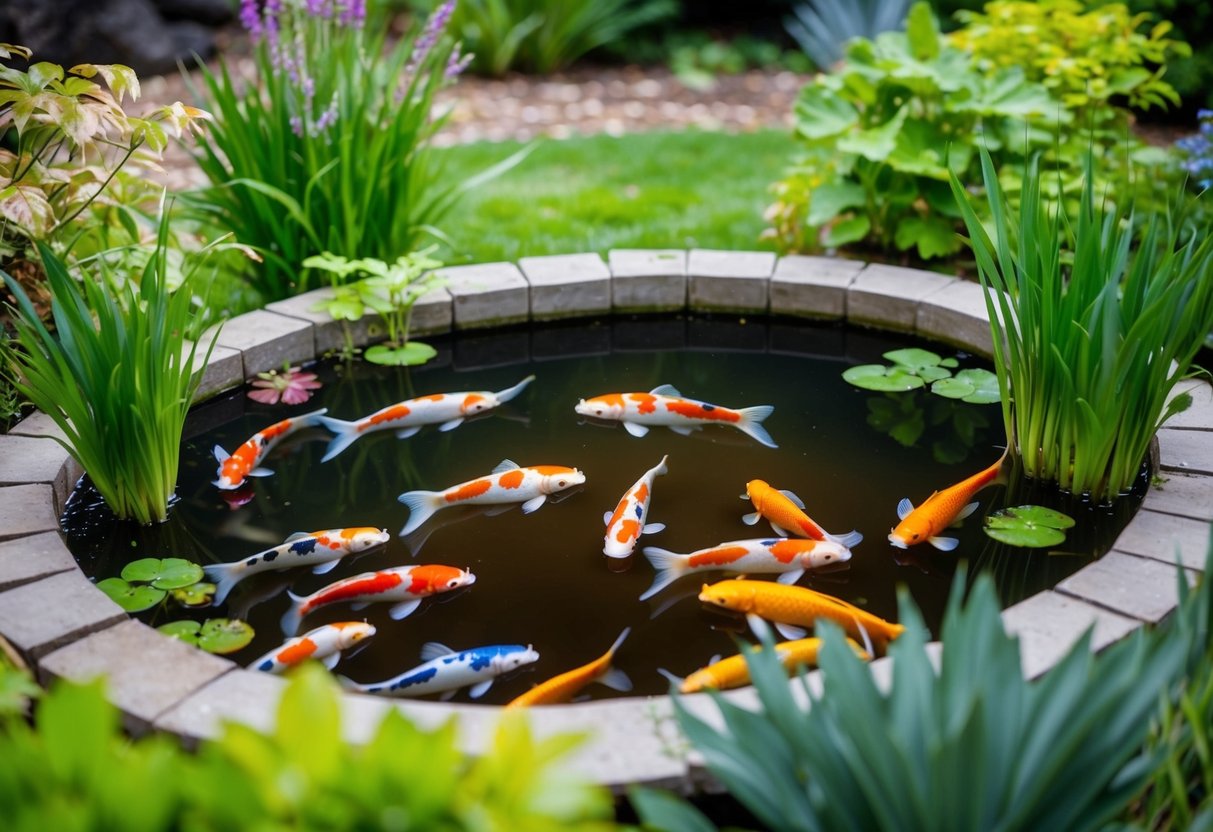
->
574 385 776 448
250 621 376 674
640 537 852 600
603 455 668 558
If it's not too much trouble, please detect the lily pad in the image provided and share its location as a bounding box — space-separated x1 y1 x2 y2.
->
120 557 204 590
364 341 438 367
932 369 1000 404
984 505 1076 548
843 364 925 392
97 578 165 612
171 582 216 607
158 618 255 654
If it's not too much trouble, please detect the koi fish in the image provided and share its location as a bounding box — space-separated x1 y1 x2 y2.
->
888 450 1008 551
203 527 390 605
665 636 868 693
505 628 632 708
279 564 476 634
640 538 852 601
250 621 376 674
603 456 668 558
398 459 585 536
743 480 863 548
574 385 776 448
340 642 540 700
318 376 535 462
213 409 328 490
698 579 905 651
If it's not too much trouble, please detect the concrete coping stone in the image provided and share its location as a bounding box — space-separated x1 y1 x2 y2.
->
2 251 1211 792
519 253 611 320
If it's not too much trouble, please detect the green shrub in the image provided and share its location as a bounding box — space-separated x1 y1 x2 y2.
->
1119 0 1213 113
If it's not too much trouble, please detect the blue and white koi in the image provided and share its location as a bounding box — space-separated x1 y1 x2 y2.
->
340 642 540 700
213 409 328 490
203 527 391 605
640 537 852 601
574 385 776 448
318 376 535 462
398 459 585 536
250 621 376 674
603 455 668 558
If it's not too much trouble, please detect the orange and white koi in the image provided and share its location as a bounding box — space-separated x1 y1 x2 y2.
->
698 579 905 651
667 636 868 693
505 628 631 708
603 456 668 558
213 409 328 490
318 376 535 462
203 527 390 605
575 384 777 448
641 537 851 601
888 450 1008 551
398 459 585 536
251 621 376 674
743 480 863 548
280 564 475 634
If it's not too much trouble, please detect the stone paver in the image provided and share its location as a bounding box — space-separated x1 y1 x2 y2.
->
9 411 67 440
0 434 79 509
188 342 243 402
39 620 234 734
0 571 125 660
687 249 775 314
1164 378 1213 430
411 287 455 337
266 287 384 356
1055 551 1197 623
440 262 530 329
1001 590 1139 679
1143 473 1213 522
520 253 611 320
0 532 77 591
915 280 995 357
1158 428 1213 476
211 310 315 378
769 255 864 319
608 249 687 312
1111 509 1211 571
0 484 60 542
155 669 287 746
847 264 957 331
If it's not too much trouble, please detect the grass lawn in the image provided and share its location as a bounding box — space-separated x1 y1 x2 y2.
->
430 129 795 265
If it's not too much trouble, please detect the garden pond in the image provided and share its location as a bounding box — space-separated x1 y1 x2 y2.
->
62 316 1144 705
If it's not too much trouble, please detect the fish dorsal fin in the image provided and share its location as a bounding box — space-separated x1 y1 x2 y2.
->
213 445 230 463
779 489 806 510
420 642 455 661
897 498 914 520
285 532 313 542
492 459 520 474
649 384 682 397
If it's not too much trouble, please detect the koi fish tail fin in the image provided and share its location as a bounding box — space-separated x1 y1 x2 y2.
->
295 408 329 428
494 374 536 404
827 529 865 549
640 548 689 601
735 405 778 449
202 562 243 607
279 591 306 636
398 490 445 536
652 454 670 477
317 417 362 462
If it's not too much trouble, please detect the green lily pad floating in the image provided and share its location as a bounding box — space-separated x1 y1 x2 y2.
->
885 348 958 382
158 619 255 654
170 582 216 607
984 505 1076 548
97 578 165 612
843 364 925 392
931 369 1001 404
120 557 204 590
364 341 438 366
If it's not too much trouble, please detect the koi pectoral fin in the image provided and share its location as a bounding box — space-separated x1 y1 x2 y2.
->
623 422 650 438
438 418 464 432
322 652 341 670
521 495 547 514
774 622 808 640
742 511 761 525
312 560 340 575
897 498 914 520
468 680 493 699
668 425 698 436
389 599 422 620
929 536 960 552
642 522 666 535
598 668 633 692
395 426 422 439
248 467 274 478
951 502 980 526
776 569 806 586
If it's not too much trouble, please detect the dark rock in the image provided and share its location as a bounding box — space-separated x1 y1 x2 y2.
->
153 0 234 26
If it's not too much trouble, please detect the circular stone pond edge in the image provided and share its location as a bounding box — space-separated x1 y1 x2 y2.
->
1 249 1211 792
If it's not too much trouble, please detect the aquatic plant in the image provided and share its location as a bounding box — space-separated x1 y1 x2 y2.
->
635 543 1213 832
843 347 999 404
158 618 255 654
247 364 323 405
1 223 215 524
983 505 1075 548
949 148 1213 502
98 557 206 612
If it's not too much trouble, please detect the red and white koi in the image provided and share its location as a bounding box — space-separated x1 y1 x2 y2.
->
318 376 535 462
251 621 376 674
398 459 585 536
575 385 776 448
203 527 390 605
213 409 328 490
743 479 863 547
640 537 852 601
603 455 668 558
888 449 1008 551
280 564 476 634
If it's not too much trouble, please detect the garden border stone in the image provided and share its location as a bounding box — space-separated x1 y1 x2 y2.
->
2 250 1209 793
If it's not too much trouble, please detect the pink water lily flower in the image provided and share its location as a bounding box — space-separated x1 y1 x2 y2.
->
248 366 322 405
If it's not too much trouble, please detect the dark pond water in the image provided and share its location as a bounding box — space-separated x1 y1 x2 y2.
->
64 315 1143 705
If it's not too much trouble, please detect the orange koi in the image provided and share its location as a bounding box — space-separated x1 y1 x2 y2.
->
251 621 376 674
670 636 868 693
888 450 1008 551
213 408 328 490
743 480 863 548
505 628 632 708
575 384 776 448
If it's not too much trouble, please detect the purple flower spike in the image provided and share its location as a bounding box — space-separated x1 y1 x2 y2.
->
240 0 263 38
445 46 473 80
339 0 366 27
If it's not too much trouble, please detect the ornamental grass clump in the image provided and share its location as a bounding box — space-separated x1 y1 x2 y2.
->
1 224 214 525
948 148 1213 503
193 0 478 300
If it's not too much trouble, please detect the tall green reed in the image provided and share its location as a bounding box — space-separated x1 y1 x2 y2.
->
948 148 1213 503
1 215 216 525
191 0 489 301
